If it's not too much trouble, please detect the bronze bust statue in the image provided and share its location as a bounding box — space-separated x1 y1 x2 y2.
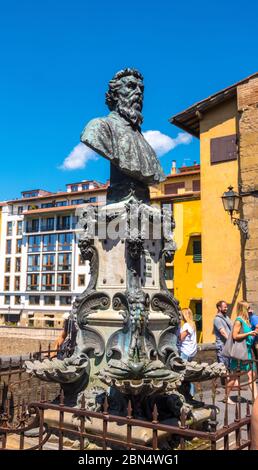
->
81 68 165 202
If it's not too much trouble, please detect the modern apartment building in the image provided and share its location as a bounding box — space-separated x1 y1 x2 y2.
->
0 180 108 327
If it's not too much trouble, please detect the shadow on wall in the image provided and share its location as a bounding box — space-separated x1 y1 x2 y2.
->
228 263 244 319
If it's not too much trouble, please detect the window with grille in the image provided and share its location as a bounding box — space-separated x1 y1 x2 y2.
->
192 179 200 192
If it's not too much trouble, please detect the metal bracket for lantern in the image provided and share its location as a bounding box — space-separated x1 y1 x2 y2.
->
222 186 249 239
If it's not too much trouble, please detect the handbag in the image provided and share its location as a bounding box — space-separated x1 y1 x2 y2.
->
222 328 249 361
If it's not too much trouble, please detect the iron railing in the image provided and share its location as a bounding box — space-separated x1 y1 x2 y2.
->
0 353 256 450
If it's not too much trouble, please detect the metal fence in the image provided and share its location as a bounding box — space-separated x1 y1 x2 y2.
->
0 352 256 451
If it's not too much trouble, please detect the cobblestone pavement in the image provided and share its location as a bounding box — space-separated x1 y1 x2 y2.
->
197 385 253 428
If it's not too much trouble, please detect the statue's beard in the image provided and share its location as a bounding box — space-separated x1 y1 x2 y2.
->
117 95 143 128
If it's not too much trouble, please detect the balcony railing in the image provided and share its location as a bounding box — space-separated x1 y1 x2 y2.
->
27 266 40 272
27 285 39 291
42 265 55 271
26 226 39 233
57 264 72 271
57 284 71 291
58 244 72 251
41 285 55 291
56 223 71 231
28 245 41 253
43 245 56 252
41 224 55 231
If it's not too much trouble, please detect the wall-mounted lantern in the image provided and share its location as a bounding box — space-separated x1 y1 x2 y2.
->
222 186 249 239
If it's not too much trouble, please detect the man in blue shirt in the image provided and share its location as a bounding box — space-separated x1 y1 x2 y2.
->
249 306 258 360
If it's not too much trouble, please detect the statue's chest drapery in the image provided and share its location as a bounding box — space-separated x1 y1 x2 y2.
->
81 112 165 183
107 115 158 175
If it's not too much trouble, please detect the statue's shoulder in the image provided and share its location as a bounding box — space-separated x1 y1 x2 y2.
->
80 116 113 157
81 116 110 136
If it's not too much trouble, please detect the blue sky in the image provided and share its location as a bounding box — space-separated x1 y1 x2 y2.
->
0 0 257 201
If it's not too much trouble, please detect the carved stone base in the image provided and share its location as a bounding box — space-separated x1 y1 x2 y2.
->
26 195 226 415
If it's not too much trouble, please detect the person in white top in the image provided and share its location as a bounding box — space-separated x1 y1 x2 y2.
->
179 308 197 396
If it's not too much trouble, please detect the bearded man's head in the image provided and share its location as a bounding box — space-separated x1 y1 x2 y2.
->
105 68 144 128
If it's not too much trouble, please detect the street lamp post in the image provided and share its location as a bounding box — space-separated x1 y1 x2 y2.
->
222 186 249 239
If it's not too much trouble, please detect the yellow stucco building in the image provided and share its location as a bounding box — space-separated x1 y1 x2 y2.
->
170 72 258 343
150 163 203 340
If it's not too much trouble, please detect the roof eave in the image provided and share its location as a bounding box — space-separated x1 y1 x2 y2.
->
169 118 199 138
169 72 258 137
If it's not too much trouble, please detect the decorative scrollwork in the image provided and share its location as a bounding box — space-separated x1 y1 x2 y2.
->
106 327 128 359
112 292 130 323
77 239 99 297
157 326 180 363
76 291 111 329
77 326 105 357
151 291 180 327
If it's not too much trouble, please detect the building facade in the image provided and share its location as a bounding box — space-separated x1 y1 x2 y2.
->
170 72 258 342
0 180 107 327
150 163 202 340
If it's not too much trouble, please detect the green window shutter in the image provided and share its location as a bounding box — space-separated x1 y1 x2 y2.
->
193 239 202 263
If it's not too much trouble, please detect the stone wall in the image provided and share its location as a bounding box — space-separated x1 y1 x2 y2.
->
237 76 258 308
0 326 61 356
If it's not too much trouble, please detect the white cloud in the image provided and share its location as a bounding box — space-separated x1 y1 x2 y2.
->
143 130 192 157
60 143 98 170
60 130 192 170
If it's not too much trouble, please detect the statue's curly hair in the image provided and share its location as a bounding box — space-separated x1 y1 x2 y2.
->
105 68 143 111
